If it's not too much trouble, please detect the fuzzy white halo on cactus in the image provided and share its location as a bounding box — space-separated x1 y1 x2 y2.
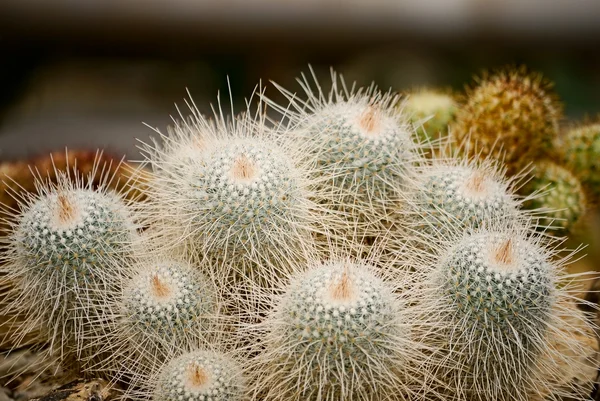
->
265 68 421 240
415 224 596 401
0 159 138 370
139 100 322 291
245 258 424 401
81 254 222 382
138 348 246 401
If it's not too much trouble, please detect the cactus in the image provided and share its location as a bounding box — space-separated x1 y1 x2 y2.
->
417 227 595 401
452 67 561 175
140 104 319 298
561 123 600 204
0 164 138 370
148 349 246 401
246 259 419 401
404 88 457 144
83 255 220 380
267 69 420 240
522 161 586 234
402 154 523 240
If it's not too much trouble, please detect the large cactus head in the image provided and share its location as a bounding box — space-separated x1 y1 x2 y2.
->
246 258 420 401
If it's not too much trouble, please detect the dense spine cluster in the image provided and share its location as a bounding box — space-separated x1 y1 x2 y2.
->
417 228 594 401
402 156 522 240
150 349 245 401
0 166 138 369
0 66 597 401
246 260 419 401
452 67 561 174
267 71 420 241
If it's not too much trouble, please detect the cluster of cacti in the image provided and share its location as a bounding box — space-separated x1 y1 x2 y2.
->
0 65 598 401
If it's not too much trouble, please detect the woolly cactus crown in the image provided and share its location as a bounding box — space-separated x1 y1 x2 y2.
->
0 159 138 370
245 256 422 401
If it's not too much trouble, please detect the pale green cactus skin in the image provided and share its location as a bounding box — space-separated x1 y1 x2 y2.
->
248 261 412 401
153 350 245 401
123 259 216 345
430 230 557 400
305 101 414 200
524 161 586 233
404 90 457 144
189 140 299 242
412 163 520 239
18 190 134 287
562 123 600 203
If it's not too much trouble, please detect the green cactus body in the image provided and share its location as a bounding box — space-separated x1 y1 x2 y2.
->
142 110 317 298
186 139 300 247
123 259 216 347
407 160 520 239
153 350 245 401
18 190 134 286
249 260 414 400
562 123 600 203
428 230 559 400
305 101 414 201
404 89 457 144
1 172 137 369
523 162 586 233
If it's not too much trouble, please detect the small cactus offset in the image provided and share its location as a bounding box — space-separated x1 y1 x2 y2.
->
81 254 221 381
452 67 562 175
522 161 586 234
403 88 457 145
145 349 246 401
561 122 600 204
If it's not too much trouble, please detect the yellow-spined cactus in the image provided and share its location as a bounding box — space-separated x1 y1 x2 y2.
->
452 67 562 175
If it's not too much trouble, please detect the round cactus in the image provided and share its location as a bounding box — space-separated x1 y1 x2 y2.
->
246 259 418 401
150 349 245 401
140 107 317 290
268 69 420 239
404 88 457 144
403 156 522 240
418 227 595 401
84 255 221 380
561 123 600 204
522 161 586 234
0 167 138 369
452 67 561 175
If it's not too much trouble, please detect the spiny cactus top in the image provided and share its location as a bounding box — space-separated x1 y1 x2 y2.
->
403 156 522 239
141 105 317 289
247 259 418 401
152 349 245 401
522 161 586 234
452 67 561 175
18 190 134 285
123 258 216 344
269 70 419 214
0 166 137 369
561 123 600 203
419 226 592 401
404 89 457 144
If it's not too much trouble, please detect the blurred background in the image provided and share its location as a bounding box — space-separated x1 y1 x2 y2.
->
1 0 599 161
